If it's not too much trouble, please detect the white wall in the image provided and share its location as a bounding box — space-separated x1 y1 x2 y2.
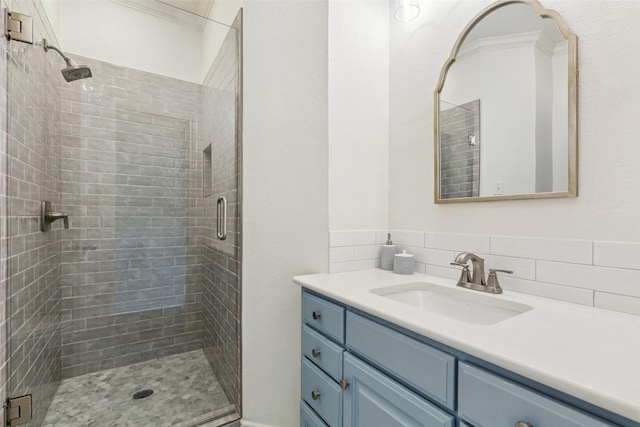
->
552 42 569 192
328 0 389 231
442 42 537 196
41 0 60 39
389 0 640 241
201 0 243 82
534 42 554 192
56 0 202 82
48 0 231 83
242 1 329 426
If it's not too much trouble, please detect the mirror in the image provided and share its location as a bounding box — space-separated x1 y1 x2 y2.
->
434 0 577 203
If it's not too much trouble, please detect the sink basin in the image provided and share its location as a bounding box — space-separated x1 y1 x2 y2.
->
370 282 532 325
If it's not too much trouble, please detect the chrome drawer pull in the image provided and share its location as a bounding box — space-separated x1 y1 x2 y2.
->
312 311 321 320
515 422 534 427
311 348 321 358
311 390 321 400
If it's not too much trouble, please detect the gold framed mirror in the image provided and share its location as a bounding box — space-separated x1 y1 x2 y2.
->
434 0 578 203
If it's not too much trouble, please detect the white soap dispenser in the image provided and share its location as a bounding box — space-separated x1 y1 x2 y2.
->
381 233 397 270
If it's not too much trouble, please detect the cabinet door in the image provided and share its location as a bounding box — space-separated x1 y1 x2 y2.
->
343 353 454 427
301 401 329 427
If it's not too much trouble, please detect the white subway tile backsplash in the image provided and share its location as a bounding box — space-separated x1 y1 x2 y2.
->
593 241 640 269
594 292 640 316
537 261 640 297
329 259 376 274
330 230 376 247
414 263 427 274
409 247 456 267
328 230 640 315
425 232 490 253
479 254 536 281
390 230 425 247
375 230 391 244
499 276 594 306
329 246 354 263
423 264 460 281
354 245 382 261
491 236 592 265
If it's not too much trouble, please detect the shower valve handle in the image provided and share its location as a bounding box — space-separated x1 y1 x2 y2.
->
41 201 69 231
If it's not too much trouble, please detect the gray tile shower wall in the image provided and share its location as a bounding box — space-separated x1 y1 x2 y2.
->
5 0 64 424
58 55 204 378
439 100 480 199
199 26 241 411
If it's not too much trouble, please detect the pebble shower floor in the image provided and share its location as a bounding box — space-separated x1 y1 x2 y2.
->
42 349 230 426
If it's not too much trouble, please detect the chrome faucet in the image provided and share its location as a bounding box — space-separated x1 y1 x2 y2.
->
450 252 512 294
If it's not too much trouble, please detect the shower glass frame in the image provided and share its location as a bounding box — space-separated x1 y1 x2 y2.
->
2 1 243 426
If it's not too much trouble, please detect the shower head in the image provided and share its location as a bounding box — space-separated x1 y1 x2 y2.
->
60 58 92 82
42 38 92 82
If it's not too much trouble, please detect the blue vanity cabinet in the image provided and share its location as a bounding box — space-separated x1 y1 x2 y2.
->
302 358 343 427
303 292 345 343
301 401 329 427
346 311 456 410
301 290 454 427
302 324 344 382
300 290 632 427
301 292 346 427
343 352 454 427
458 363 615 427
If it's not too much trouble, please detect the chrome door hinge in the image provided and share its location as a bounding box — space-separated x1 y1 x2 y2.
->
5 395 32 426
5 9 33 44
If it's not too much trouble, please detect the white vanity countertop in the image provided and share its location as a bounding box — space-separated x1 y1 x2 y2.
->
293 269 640 423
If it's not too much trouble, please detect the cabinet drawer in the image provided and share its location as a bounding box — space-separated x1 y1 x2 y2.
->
343 353 454 427
301 401 329 427
303 291 345 343
302 324 344 381
346 311 456 410
458 363 614 427
302 357 343 427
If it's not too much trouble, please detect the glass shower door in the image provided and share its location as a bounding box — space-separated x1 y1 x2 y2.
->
3 1 242 426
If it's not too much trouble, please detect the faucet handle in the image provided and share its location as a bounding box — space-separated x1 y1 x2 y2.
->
450 262 471 285
486 269 513 294
489 269 513 275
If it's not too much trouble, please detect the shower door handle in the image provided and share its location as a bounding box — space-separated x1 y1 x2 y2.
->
217 196 227 241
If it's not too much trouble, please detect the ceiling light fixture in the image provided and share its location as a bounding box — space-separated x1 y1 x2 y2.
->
394 0 420 22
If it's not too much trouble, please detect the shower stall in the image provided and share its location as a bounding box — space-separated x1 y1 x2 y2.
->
438 99 481 199
0 1 242 426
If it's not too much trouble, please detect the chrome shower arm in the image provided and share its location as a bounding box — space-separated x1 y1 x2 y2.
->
42 38 69 61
